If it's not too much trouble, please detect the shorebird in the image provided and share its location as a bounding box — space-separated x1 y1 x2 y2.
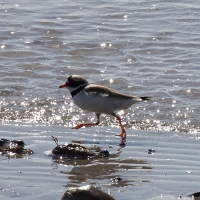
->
59 75 151 140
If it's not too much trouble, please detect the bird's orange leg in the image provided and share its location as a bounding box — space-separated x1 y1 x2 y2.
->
72 121 100 129
72 113 101 129
112 113 126 139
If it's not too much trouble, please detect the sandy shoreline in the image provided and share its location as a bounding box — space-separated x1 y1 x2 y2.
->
0 123 199 200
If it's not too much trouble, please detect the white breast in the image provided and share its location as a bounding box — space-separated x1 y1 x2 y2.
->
72 90 136 115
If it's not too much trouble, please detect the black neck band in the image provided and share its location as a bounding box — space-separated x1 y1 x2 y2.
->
71 85 87 97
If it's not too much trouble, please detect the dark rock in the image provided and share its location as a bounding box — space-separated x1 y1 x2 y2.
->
0 138 33 156
52 144 96 159
61 185 115 200
110 177 122 183
0 138 25 148
192 192 200 200
98 150 109 157
147 149 156 154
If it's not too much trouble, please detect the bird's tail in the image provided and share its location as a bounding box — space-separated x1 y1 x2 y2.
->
140 96 152 101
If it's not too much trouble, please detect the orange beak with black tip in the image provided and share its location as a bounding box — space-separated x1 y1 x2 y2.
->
59 83 67 88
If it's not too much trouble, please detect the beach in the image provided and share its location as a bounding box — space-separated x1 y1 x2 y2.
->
0 123 199 199
0 0 200 199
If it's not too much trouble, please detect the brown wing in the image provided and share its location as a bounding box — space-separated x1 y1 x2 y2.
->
84 84 141 100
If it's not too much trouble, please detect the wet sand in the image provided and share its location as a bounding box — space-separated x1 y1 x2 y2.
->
0 1 200 199
0 123 199 200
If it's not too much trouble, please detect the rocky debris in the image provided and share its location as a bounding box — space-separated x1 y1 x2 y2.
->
52 143 95 159
110 177 123 183
191 192 200 200
0 138 33 156
61 185 115 200
51 136 109 159
147 149 156 154
52 143 109 159
0 138 25 148
98 150 109 158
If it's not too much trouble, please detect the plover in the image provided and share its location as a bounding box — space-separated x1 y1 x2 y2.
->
59 75 151 139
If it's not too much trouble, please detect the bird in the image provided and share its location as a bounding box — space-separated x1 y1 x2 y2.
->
59 75 151 140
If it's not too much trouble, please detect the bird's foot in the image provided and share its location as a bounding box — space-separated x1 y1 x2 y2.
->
72 124 85 129
116 132 126 142
115 133 123 137
72 122 100 129
115 132 126 138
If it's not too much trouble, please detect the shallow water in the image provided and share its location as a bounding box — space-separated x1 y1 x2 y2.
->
0 123 200 200
1 0 200 133
1 0 200 199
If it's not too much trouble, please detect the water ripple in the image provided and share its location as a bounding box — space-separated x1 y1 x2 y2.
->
0 0 200 135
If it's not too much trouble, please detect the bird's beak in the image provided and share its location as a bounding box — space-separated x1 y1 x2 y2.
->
59 83 67 88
